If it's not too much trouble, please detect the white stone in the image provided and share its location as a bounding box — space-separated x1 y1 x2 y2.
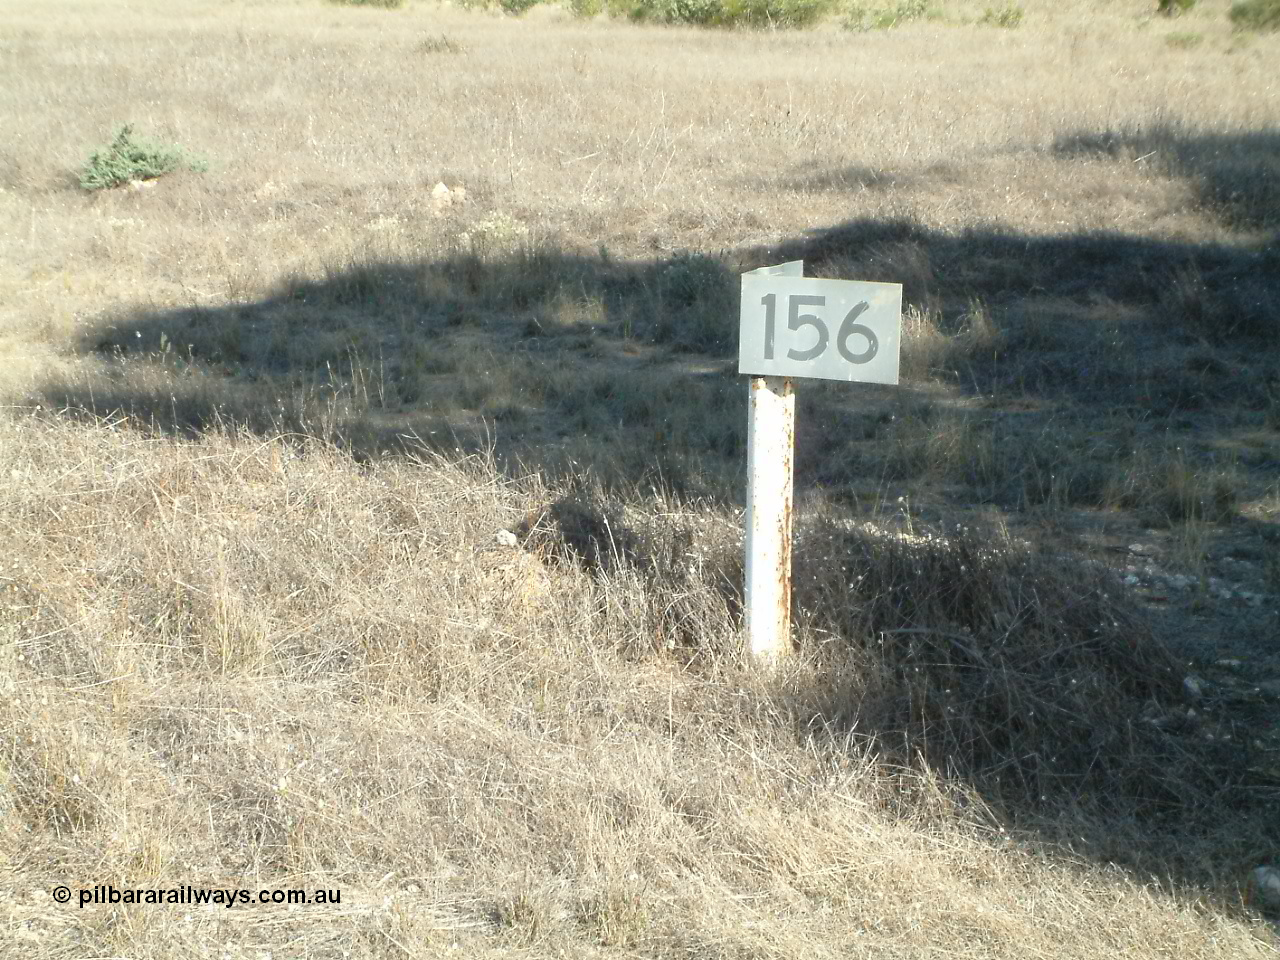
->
1251 866 1280 908
1183 675 1204 700
495 529 518 548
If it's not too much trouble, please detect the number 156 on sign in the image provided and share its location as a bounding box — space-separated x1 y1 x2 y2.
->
738 275 902 385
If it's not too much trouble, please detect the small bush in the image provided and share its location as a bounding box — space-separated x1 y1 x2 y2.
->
1164 30 1203 47
648 251 736 351
329 0 405 7
1156 0 1195 14
628 0 724 24
654 251 731 307
500 0 543 13
79 125 207 192
979 3 1023 27
844 0 932 31
568 0 605 16
718 0 837 26
618 0 834 24
1229 0 1280 30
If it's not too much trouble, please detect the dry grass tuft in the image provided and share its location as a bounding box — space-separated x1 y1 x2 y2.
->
793 518 1189 806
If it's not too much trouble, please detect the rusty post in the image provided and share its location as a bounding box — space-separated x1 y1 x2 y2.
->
744 375 795 662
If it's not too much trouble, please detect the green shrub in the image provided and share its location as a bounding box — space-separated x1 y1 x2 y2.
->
979 3 1023 27
611 0 834 24
1229 0 1280 30
79 125 207 192
627 0 723 24
569 0 605 16
328 0 405 7
1156 0 1195 15
718 0 837 26
500 0 542 12
844 0 931 31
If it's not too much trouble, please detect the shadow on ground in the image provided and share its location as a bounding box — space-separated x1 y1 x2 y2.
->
30 136 1280 922
40 213 1280 496
1052 125 1280 232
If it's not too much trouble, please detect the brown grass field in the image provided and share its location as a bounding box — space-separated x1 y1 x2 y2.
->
2 0 1280 956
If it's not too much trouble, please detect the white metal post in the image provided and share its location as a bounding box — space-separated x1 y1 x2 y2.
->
744 375 795 661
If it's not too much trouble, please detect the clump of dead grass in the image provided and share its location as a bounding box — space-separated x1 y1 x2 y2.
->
1107 444 1241 525
789 515 1206 813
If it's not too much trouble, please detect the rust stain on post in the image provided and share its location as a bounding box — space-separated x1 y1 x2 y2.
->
777 379 794 646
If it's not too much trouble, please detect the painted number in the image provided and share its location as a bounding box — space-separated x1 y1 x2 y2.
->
760 294 879 364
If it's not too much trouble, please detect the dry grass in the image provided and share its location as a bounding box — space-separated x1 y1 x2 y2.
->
3 413 1277 958
2 0 1280 956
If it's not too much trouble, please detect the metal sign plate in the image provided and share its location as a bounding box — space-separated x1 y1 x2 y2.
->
739 274 902 385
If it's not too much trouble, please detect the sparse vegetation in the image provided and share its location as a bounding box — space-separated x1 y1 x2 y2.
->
499 0 544 15
624 0 722 23
455 0 544 15
1106 445 1241 525
1230 0 1280 30
844 0 933 30
616 0 834 26
79 124 207 191
1157 0 1196 16
979 3 1023 27
4 0 1280 957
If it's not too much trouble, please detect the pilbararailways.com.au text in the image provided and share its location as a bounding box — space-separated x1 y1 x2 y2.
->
72 885 341 908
